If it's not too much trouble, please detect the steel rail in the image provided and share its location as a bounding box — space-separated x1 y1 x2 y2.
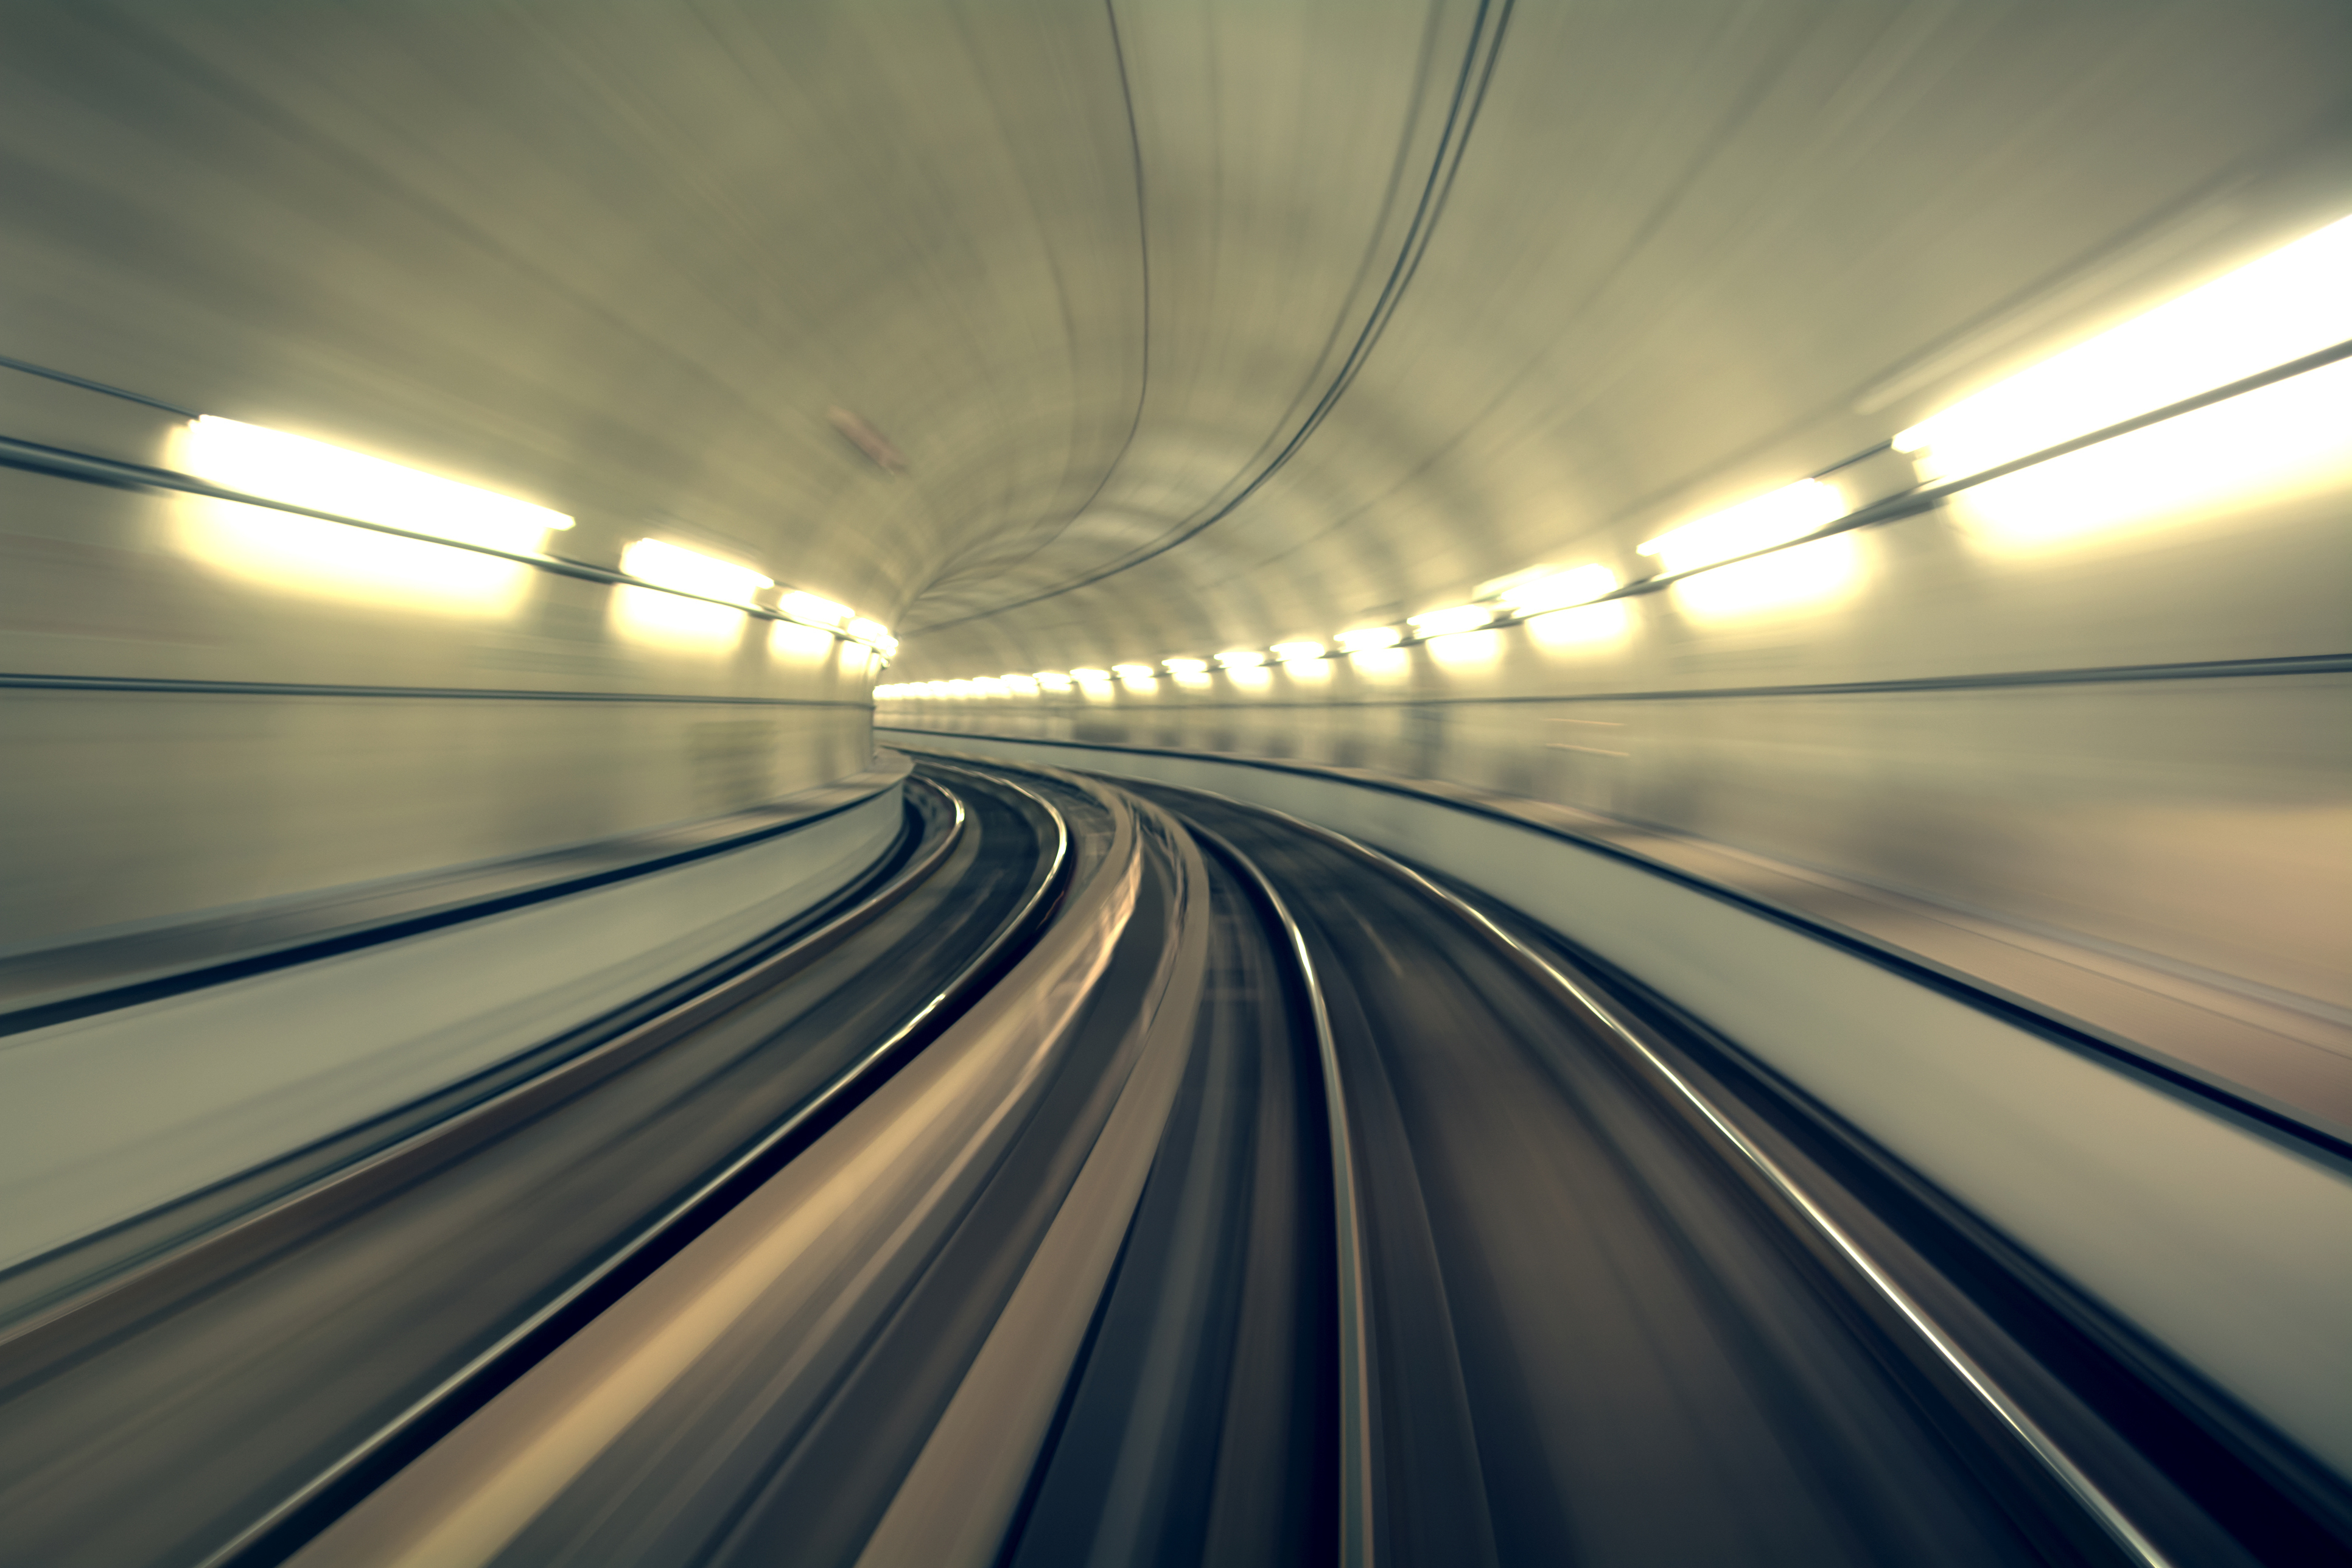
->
195 767 1073 1568
1181 817 1376 1568
877 726 2352 1163
1144 778 2174 1568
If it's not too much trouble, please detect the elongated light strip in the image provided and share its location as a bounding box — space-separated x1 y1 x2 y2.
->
1406 604 1493 638
1495 562 1617 614
877 221 2352 701
778 591 850 628
1638 478 1848 576
620 538 773 603
184 415 573 553
183 417 905 654
1895 213 2352 483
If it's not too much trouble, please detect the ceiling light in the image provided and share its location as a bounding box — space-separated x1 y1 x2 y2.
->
1214 649 1267 668
181 415 573 555
1895 212 2352 482
1335 625 1402 653
844 617 896 656
1033 670 1073 691
1496 563 1618 615
1163 657 1211 676
1637 479 1847 576
1111 662 1157 681
1001 673 1039 695
777 591 851 628
619 538 774 603
1269 640 1325 663
1406 605 1493 638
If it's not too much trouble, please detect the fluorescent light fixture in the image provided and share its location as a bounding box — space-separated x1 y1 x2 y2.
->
1638 479 1847 576
1111 662 1157 681
1527 598 1631 649
1070 667 1112 682
1895 213 2352 482
1001 673 1040 695
1406 604 1493 638
1950 355 2352 551
1675 534 1864 621
777 591 851 628
845 617 896 656
181 415 573 553
1496 563 1617 615
1335 625 1402 653
1033 670 1074 691
1269 640 1325 663
1214 649 1267 668
620 538 774 603
1473 564 1555 601
975 677 1007 696
1163 657 1211 676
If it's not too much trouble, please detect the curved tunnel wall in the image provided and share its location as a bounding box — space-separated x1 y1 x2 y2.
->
891 463 2352 1013
0 377 880 951
2 0 2347 1013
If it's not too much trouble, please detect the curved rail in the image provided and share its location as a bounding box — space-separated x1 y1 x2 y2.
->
278 758 1153 1568
0 777 956 1364
197 769 1073 1567
1133 774 2179 1568
1183 818 1374 1568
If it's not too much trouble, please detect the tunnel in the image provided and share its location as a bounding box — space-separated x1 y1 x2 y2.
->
1 2 2348 1564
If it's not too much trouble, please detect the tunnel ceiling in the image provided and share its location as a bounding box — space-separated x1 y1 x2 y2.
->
6 1 2348 679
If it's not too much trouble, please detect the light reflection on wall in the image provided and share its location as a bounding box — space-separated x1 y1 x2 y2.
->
177 416 570 551
769 619 836 667
1223 664 1273 695
1526 599 1629 649
173 495 534 614
609 584 743 649
169 416 561 616
1348 646 1412 684
1950 357 2352 554
1281 657 1334 686
1898 214 2352 484
1671 533 1863 622
1427 628 1504 668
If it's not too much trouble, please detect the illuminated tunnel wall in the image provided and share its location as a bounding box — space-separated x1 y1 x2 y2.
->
2 1 2347 1016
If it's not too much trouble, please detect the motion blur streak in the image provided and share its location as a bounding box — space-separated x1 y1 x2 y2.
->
1952 356 2352 552
1895 214 2352 481
2 2 2350 1566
